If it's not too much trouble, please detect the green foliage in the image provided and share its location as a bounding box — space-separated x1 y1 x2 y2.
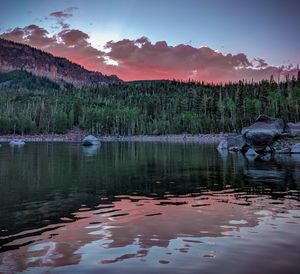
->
0 70 61 90
54 112 69 133
0 76 300 135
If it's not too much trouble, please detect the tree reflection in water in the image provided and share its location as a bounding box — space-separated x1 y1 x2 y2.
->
0 143 299 274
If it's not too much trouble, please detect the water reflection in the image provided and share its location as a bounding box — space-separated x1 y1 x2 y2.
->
82 143 101 157
1 193 300 274
0 143 300 274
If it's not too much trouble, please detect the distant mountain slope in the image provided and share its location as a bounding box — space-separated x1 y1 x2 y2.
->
0 38 122 87
0 70 67 90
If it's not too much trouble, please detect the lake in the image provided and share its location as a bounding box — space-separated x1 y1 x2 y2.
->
0 142 300 274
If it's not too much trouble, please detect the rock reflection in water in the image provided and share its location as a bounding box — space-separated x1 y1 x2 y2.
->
218 148 300 188
82 143 101 157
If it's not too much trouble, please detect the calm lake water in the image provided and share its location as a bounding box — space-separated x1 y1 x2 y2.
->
0 142 300 274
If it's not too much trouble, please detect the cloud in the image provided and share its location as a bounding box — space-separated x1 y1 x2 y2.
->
49 11 72 19
49 7 77 29
58 29 89 46
253 58 268 68
0 23 297 82
104 37 292 82
1 25 55 48
0 25 106 72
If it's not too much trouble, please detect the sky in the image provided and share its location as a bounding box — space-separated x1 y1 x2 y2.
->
0 0 299 82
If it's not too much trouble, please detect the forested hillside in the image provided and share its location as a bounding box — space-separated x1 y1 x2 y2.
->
0 71 300 135
0 70 64 90
0 38 121 87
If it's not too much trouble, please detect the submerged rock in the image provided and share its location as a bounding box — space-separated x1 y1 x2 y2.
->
291 143 300 154
9 140 25 146
82 135 100 146
242 115 284 151
286 122 300 137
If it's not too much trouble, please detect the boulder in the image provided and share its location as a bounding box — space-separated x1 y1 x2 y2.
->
291 143 300 154
286 122 300 137
229 134 246 151
82 135 100 146
217 134 246 152
242 115 284 151
9 140 25 146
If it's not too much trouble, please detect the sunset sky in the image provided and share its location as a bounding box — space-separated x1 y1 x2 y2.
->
0 0 299 82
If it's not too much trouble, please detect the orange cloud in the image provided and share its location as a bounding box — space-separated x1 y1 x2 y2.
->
0 24 297 82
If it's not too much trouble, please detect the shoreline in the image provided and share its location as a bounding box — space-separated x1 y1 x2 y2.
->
0 133 223 143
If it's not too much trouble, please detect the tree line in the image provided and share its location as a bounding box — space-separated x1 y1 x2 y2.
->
0 70 300 135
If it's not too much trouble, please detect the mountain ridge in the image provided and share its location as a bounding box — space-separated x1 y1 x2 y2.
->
0 38 122 87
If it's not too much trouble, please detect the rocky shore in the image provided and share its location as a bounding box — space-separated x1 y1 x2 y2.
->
3 115 299 152
0 133 223 143
218 115 300 160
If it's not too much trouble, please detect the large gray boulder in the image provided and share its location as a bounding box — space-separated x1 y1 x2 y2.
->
242 115 284 151
82 135 100 146
229 134 246 151
286 122 300 137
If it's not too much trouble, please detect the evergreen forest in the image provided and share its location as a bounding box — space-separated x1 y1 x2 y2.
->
1 70 300 135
